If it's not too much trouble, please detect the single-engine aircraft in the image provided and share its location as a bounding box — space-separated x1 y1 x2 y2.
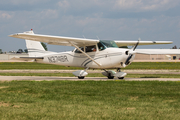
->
9 30 174 79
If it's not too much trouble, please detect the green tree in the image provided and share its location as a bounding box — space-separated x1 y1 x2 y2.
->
172 45 177 49
0 49 2 54
41 42 48 51
24 49 28 53
17 49 23 53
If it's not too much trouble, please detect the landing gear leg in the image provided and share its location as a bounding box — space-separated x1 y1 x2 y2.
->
117 68 121 72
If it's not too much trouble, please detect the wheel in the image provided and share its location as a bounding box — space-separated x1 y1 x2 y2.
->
78 76 85 79
118 77 124 79
108 76 114 79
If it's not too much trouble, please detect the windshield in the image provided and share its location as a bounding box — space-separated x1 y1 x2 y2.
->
100 40 118 48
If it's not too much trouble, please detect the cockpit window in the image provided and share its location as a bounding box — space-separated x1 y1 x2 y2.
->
75 40 118 53
98 42 106 51
100 40 118 48
75 45 97 53
86 45 96 52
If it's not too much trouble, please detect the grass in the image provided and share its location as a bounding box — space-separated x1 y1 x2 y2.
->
0 62 80 70
0 72 180 78
0 62 180 70
0 81 180 119
128 74 180 78
125 62 180 69
0 62 179 119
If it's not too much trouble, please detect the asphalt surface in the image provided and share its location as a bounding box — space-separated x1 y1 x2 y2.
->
0 76 180 81
0 69 180 74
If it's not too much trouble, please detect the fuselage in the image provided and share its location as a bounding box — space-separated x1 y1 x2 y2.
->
40 47 135 69
34 40 135 69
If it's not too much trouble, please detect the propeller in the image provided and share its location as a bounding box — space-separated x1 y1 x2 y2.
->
125 38 140 65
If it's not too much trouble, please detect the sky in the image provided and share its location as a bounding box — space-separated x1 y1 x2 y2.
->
0 0 180 52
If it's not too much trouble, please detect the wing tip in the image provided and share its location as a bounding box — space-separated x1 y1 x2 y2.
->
9 34 18 37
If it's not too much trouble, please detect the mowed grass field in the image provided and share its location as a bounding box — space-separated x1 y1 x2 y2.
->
1 81 180 120
0 62 180 119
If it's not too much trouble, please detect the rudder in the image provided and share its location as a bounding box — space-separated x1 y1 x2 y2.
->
24 30 50 57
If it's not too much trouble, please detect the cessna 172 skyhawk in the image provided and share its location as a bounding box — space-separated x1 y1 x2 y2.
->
9 30 174 79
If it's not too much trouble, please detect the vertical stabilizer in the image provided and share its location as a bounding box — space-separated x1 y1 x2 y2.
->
24 30 47 57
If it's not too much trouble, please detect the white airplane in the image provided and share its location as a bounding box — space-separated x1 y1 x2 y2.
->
9 30 175 79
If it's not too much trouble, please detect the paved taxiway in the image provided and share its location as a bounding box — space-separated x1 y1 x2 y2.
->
0 69 180 74
0 76 180 81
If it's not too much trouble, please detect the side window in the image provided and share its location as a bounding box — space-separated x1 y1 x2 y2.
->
75 47 84 53
86 45 96 52
98 42 106 51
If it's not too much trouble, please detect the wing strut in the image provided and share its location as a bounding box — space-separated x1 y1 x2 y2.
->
69 41 101 67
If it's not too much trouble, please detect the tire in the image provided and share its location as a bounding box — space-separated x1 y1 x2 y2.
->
108 76 114 79
118 77 124 79
78 76 85 79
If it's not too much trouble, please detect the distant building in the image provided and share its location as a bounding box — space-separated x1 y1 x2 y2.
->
134 54 180 61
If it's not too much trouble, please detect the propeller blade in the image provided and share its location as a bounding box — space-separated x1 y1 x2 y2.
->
125 38 140 65
125 54 133 65
133 38 141 51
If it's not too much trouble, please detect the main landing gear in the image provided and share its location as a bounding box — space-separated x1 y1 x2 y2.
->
73 67 89 79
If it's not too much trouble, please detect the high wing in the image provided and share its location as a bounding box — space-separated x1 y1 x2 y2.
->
9 30 101 67
136 49 180 55
9 30 173 47
115 40 173 47
9 31 99 47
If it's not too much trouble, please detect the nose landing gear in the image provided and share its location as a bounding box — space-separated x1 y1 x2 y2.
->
117 68 125 79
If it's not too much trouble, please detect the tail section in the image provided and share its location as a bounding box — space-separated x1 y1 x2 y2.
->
24 30 56 57
26 40 46 57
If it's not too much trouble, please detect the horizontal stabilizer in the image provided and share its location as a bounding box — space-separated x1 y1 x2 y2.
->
11 57 44 61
